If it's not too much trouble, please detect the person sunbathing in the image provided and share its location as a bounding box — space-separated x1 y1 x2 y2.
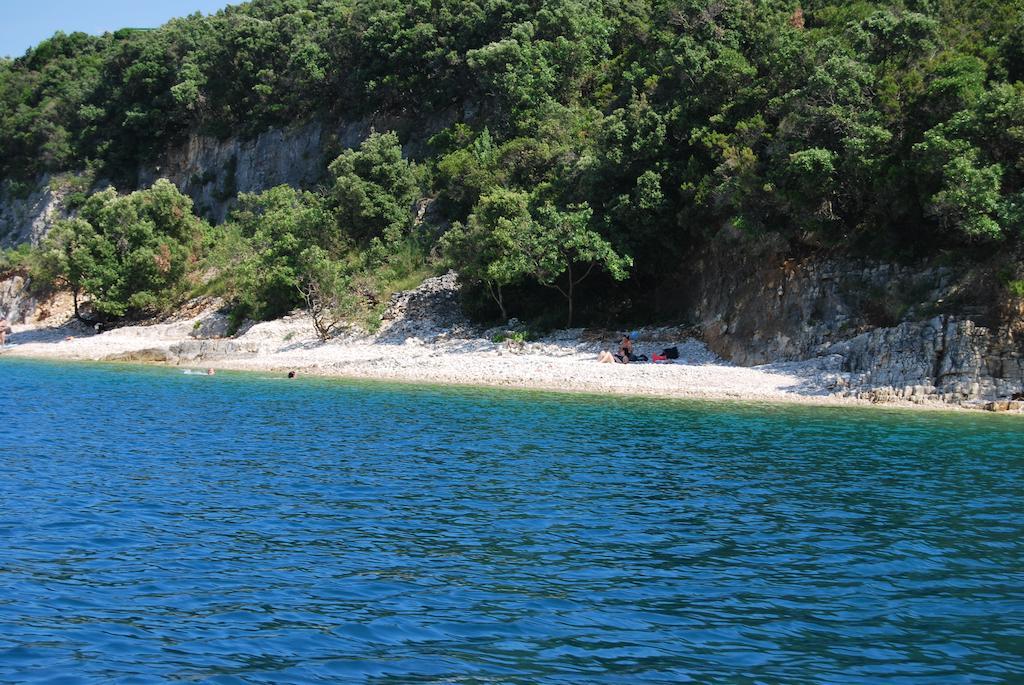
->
598 332 647 363
618 334 633 362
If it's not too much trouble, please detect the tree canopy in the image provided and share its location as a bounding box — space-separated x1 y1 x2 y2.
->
7 0 1024 328
38 180 206 319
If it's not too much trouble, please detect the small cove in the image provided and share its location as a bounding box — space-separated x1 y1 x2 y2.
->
1 358 1022 683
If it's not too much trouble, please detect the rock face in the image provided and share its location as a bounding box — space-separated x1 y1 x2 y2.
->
0 107 466 240
137 120 336 223
0 176 70 247
0 120 339 239
0 274 40 323
138 109 463 223
836 317 1024 402
684 234 1023 402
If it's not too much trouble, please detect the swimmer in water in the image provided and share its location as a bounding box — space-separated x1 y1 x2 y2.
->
206 368 215 375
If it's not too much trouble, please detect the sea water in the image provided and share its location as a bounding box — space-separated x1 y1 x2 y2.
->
0 358 1021 683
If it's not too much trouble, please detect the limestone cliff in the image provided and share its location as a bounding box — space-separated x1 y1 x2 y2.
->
136 109 461 223
0 274 39 324
683 234 1024 403
0 107 463 239
0 121 342 242
836 316 1023 402
0 176 71 248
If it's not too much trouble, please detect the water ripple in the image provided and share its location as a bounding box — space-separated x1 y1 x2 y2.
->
0 359 1022 683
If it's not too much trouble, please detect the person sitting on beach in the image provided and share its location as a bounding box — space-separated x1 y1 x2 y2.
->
621 332 649 362
598 335 630 363
618 333 634 363
598 332 647 363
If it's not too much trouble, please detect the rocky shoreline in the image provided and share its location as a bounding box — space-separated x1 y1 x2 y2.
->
1 274 1020 413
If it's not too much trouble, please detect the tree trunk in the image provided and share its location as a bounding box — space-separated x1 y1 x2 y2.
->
72 288 82 322
497 286 507 322
563 261 595 329
565 261 574 328
486 280 508 322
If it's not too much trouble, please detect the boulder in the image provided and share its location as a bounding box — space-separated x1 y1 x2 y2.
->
103 348 171 363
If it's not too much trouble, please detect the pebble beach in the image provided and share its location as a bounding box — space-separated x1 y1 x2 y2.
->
0 304 884 408
1 273 996 411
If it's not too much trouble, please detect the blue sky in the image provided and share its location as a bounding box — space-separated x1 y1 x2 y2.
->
1 1 237 59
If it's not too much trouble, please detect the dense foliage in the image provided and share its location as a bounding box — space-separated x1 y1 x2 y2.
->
35 180 205 319
5 0 1024 328
30 134 431 328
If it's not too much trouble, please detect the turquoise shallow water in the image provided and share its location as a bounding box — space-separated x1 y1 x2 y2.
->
0 358 1022 684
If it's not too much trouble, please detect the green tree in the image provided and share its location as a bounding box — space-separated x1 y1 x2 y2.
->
490 197 632 327
10 0 1024 323
33 218 98 321
925 147 1004 239
433 126 503 218
36 180 206 319
297 245 357 341
440 189 531 321
227 184 333 321
328 131 419 244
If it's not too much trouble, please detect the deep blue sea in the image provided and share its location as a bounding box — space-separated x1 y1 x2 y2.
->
1 358 1022 684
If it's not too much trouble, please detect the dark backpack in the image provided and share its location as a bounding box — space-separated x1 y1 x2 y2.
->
662 346 679 359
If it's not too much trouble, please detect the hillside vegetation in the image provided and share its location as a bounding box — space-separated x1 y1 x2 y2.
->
3 0 1024 330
